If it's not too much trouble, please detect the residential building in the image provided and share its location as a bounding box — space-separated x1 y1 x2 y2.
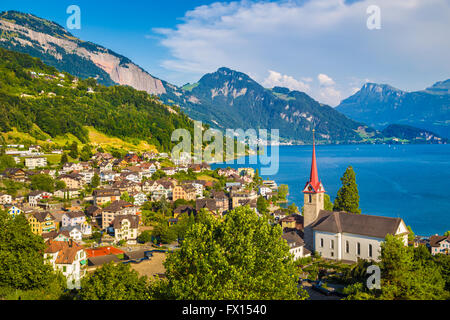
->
44 240 87 289
57 173 84 189
429 235 450 255
172 184 197 201
27 211 56 235
102 200 137 229
112 215 140 244
282 231 310 260
0 192 12 204
25 157 47 169
93 188 121 206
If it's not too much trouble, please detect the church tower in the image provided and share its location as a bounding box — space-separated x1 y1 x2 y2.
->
303 130 325 249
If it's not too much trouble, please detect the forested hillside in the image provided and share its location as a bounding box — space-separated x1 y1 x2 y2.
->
0 47 194 152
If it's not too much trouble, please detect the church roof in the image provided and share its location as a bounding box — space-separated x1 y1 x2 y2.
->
312 210 406 239
303 130 325 193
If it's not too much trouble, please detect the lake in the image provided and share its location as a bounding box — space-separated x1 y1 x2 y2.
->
212 144 450 236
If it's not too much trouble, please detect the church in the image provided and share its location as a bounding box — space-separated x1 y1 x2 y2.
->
299 132 409 263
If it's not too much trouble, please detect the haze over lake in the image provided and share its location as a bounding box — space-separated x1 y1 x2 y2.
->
212 144 450 236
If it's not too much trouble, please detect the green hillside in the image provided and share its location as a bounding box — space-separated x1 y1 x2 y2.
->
0 47 194 152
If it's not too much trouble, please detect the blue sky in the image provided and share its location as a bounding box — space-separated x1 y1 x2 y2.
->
0 0 449 106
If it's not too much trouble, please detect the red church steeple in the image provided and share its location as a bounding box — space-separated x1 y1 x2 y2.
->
303 129 325 194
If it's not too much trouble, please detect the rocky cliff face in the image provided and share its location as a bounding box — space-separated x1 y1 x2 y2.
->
0 11 166 95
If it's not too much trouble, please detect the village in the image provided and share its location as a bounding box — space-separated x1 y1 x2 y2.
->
2 140 449 298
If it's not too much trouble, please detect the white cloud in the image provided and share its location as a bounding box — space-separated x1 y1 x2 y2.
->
154 0 450 105
263 70 310 92
318 73 335 86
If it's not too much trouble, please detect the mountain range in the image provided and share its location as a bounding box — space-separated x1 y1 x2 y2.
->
0 10 448 144
336 81 450 138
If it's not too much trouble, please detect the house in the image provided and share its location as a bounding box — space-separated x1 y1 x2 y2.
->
238 167 255 177
120 172 141 184
196 198 219 215
42 230 71 242
100 170 119 182
211 191 229 214
428 235 450 255
280 214 304 232
59 226 83 241
282 231 310 260
85 205 102 218
102 200 137 229
0 192 12 204
99 161 114 172
262 180 278 190
44 240 87 289
112 180 142 194
112 215 140 244
217 168 238 177
93 188 121 206
161 167 176 176
61 211 86 228
58 173 84 189
301 137 408 263
230 190 257 209
150 180 175 201
259 186 273 198
124 153 141 164
61 162 83 174
53 189 80 199
79 170 96 184
142 152 158 160
27 211 56 235
183 181 204 197
5 205 22 218
2 168 27 182
130 192 148 206
25 157 47 169
142 180 158 193
174 205 196 219
28 190 53 207
188 162 211 173
172 184 197 201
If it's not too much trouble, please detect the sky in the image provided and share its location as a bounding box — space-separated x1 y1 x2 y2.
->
0 0 449 106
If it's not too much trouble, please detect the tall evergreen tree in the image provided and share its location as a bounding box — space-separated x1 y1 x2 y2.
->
333 166 361 214
60 152 68 165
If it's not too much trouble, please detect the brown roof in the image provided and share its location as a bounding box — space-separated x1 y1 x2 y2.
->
93 188 121 197
64 211 85 219
88 254 120 266
103 200 135 213
196 198 217 211
112 214 140 229
32 211 54 222
429 235 450 247
45 239 84 264
282 231 305 248
312 210 405 239
86 205 102 217
174 205 195 215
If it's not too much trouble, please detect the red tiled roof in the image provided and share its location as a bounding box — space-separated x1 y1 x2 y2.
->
85 246 125 258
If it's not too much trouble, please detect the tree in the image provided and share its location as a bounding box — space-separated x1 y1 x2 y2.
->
91 173 100 188
444 231 450 237
79 263 149 300
0 154 16 171
287 203 298 215
69 142 78 159
277 184 289 201
333 166 361 214
55 180 66 191
256 196 269 215
0 211 66 292
324 194 333 211
80 144 93 161
30 174 55 193
150 206 307 300
406 226 415 243
120 191 133 203
137 230 152 244
60 152 68 165
345 235 448 300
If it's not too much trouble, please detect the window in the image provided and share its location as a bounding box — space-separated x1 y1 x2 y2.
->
357 242 361 255
346 241 349 253
330 240 334 249
369 244 373 258
309 194 312 203
320 238 324 248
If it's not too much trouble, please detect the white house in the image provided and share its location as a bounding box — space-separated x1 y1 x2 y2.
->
62 211 86 228
25 157 47 169
282 231 311 260
0 193 12 204
258 186 272 198
44 240 87 289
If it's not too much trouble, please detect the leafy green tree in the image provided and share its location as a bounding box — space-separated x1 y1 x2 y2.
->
0 211 66 293
324 194 333 211
406 225 415 243
150 206 306 300
444 231 450 237
78 263 149 300
55 180 66 191
333 166 361 214
277 184 289 201
60 152 68 165
80 145 93 161
256 196 269 215
30 174 55 192
137 230 153 244
151 170 167 180
91 172 100 188
0 154 16 171
69 142 78 159
120 191 133 203
287 203 299 215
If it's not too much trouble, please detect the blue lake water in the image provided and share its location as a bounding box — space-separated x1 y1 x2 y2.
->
212 144 450 236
